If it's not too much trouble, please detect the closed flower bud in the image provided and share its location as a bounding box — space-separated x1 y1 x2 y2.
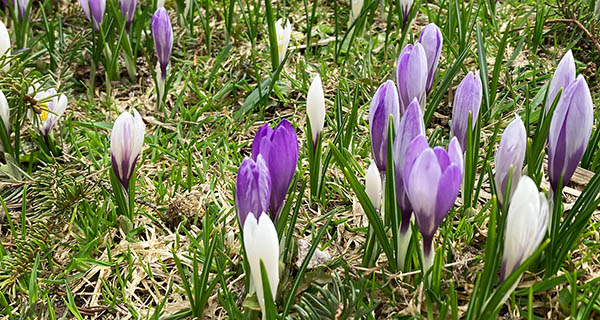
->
396 43 427 114
399 0 413 28
545 50 575 115
500 176 548 282
351 0 364 21
0 89 8 135
365 161 382 211
252 120 299 219
110 108 145 190
0 20 10 72
494 116 527 206
369 80 400 172
451 71 482 150
152 7 173 80
121 0 137 32
243 213 279 319
394 98 425 232
307 75 325 144
404 136 463 257
548 75 594 191
79 0 105 30
15 0 28 20
236 155 271 228
275 19 292 63
418 23 443 93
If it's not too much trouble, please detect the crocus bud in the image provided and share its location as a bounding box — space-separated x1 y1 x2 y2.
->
370 80 400 172
396 43 427 114
79 0 105 30
394 98 425 233
121 0 137 32
451 71 482 150
30 87 68 137
365 161 382 211
15 0 28 20
152 7 173 80
500 176 548 282
400 0 413 28
545 50 575 115
0 20 10 72
548 75 594 191
236 155 271 228
404 136 463 270
351 0 364 21
275 19 292 63
494 116 526 206
252 120 299 219
307 75 325 145
0 89 8 134
243 213 279 319
418 23 443 93
110 108 145 190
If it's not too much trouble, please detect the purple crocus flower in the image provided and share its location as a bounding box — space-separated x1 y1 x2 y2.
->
545 50 575 115
152 7 173 80
400 0 413 28
418 23 443 94
369 80 400 173
79 0 105 30
121 0 137 32
393 98 425 233
396 43 427 115
236 155 271 228
450 71 482 151
403 135 463 272
548 75 594 191
252 119 299 219
110 108 145 190
494 116 526 206
15 0 28 20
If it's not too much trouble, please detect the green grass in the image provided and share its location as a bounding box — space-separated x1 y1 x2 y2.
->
0 0 599 319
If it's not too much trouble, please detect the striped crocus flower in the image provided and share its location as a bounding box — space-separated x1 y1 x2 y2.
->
110 108 145 190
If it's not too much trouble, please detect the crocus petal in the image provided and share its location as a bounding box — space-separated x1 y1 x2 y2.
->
0 20 10 72
500 176 548 282
351 0 363 20
369 80 400 172
121 0 137 31
399 0 413 27
0 89 8 134
545 50 575 115
396 43 428 114
494 116 526 205
365 160 382 211
90 0 106 30
418 23 443 93
152 8 173 79
243 213 280 316
275 19 292 63
394 98 425 223
79 0 91 19
307 75 326 143
447 136 463 170
548 75 594 191
236 155 271 227
406 149 441 237
451 71 482 150
402 134 429 192
434 164 461 229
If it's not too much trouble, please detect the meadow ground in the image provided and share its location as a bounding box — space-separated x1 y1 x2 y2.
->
0 0 599 319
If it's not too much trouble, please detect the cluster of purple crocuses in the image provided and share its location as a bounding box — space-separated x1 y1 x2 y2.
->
368 23 463 274
235 119 299 316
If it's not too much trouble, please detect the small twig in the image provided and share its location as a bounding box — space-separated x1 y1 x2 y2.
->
511 18 600 53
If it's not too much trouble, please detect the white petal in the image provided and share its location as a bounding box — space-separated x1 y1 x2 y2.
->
307 75 325 142
244 213 280 316
0 89 9 133
365 160 381 210
0 21 10 72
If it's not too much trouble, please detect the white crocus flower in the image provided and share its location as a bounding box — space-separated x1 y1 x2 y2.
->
275 19 292 63
0 20 10 72
306 75 325 144
243 212 279 319
110 108 145 190
29 86 68 137
365 160 382 211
